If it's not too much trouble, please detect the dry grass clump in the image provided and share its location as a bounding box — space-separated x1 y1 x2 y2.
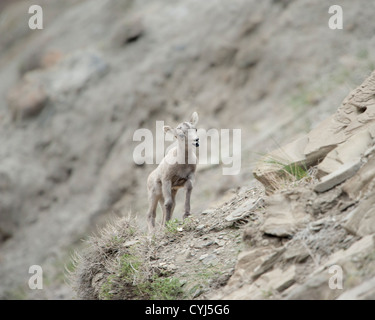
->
69 216 184 300
259 155 319 193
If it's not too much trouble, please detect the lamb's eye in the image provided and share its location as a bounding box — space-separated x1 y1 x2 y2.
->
195 128 197 132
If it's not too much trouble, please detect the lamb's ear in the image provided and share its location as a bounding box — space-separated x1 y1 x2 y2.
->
163 126 176 137
190 112 199 126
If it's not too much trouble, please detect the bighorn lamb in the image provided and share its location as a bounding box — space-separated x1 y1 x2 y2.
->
147 112 199 232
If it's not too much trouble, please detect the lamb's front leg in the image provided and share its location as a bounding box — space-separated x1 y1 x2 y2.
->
183 179 193 219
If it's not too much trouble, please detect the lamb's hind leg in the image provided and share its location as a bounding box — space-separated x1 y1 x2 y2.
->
147 192 160 233
183 179 193 219
159 195 165 227
162 180 176 226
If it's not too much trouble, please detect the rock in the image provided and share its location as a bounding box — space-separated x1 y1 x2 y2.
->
317 127 375 177
196 224 205 231
204 240 214 247
252 247 286 280
261 192 310 237
284 243 310 263
311 188 341 215
259 265 296 293
214 239 225 247
342 154 375 199
309 218 327 232
201 209 215 215
158 262 177 273
225 198 261 222
201 254 219 266
112 17 144 46
199 254 208 261
313 159 362 193
344 192 375 236
304 71 375 158
285 273 338 300
222 265 296 299
226 248 272 287
7 77 48 120
322 235 374 268
337 276 375 300
221 281 264 300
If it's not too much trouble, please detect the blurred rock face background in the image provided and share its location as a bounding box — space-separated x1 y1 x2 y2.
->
0 0 374 299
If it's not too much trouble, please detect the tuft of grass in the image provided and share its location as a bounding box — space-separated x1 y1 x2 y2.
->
119 253 142 282
99 275 116 300
282 163 309 181
138 276 185 300
264 155 309 180
258 153 315 193
165 218 181 235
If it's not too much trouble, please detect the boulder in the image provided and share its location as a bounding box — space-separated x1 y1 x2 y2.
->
337 276 375 300
223 265 296 299
317 126 375 177
283 242 310 263
285 273 338 300
252 247 286 279
225 197 261 222
313 159 362 193
344 191 375 236
260 265 296 293
261 191 311 237
342 154 375 199
226 247 272 287
322 234 374 268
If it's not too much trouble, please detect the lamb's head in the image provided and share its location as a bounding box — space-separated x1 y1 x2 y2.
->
163 112 199 147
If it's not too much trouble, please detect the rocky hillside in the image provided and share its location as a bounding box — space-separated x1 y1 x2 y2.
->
72 71 375 300
1 0 375 299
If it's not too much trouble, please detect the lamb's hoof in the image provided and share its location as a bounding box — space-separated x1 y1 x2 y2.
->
183 213 191 219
